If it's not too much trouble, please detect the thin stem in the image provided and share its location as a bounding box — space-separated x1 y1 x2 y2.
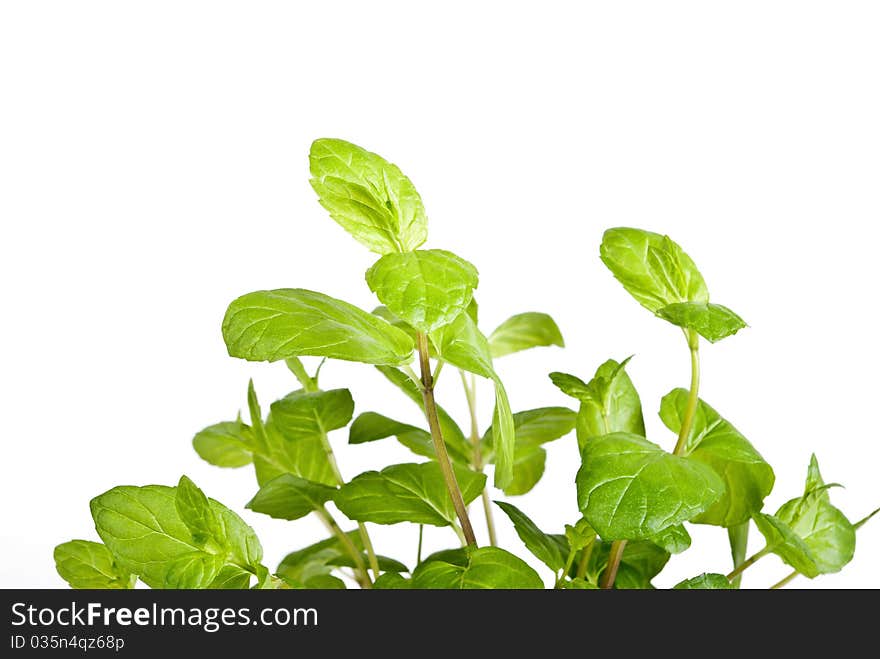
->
673 330 701 456
316 507 371 588
433 359 445 384
601 540 627 589
402 364 422 389
576 538 596 580
726 547 769 581
416 525 424 566
460 369 497 546
728 522 750 589
450 521 467 546
417 332 477 547
285 357 317 392
770 570 799 590
357 524 381 581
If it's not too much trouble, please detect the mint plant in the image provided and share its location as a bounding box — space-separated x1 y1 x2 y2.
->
54 139 877 590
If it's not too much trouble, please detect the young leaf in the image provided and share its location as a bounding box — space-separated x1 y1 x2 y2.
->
366 249 479 333
246 474 338 521
54 540 135 589
577 433 725 540
659 389 775 527
309 138 428 254
656 302 747 343
90 484 263 589
551 358 645 451
488 312 565 358
495 501 565 571
673 573 733 589
348 411 471 465
752 514 820 578
192 420 255 468
412 547 543 589
334 462 486 527
599 228 709 313
175 475 224 546
222 288 414 365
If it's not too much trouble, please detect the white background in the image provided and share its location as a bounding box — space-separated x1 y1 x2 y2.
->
1 1 878 589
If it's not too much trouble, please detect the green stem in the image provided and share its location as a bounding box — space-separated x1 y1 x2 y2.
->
285 357 318 392
317 507 371 588
769 570 798 590
460 369 497 546
416 525 424 566
600 540 627 589
450 521 467 546
673 330 701 456
728 522 750 589
576 538 595 580
357 524 381 581
726 547 769 581
417 332 477 547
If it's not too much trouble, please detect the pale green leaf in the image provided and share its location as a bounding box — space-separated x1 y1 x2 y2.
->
309 138 427 254
222 288 414 365
246 474 337 521
270 388 354 439
577 433 724 540
412 547 543 589
192 421 254 468
673 573 733 589
348 411 471 466
164 552 225 589
656 302 746 343
54 540 135 589
175 475 223 546
488 312 564 358
207 565 254 589
649 524 692 554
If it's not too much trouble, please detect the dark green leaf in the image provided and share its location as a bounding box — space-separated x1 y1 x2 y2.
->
674 573 733 589
656 302 746 343
222 288 414 365
599 228 708 313
54 540 135 589
660 389 774 526
309 138 428 254
366 249 479 333
488 312 564 358
334 462 486 527
412 547 543 589
192 421 254 468
577 433 724 540
246 474 337 521
495 501 565 572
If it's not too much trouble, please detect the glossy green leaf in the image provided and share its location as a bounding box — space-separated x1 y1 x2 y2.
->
175 476 224 546
495 501 565 571
488 312 564 358
366 249 479 333
334 462 486 527
348 411 471 466
660 389 774 527
551 358 645 451
207 565 254 590
656 302 746 343
412 547 543 589
192 420 254 468
54 540 135 589
246 474 337 521
649 524 692 554
222 288 414 365
674 573 733 589
90 484 263 589
309 138 427 254
599 228 708 313
577 433 724 540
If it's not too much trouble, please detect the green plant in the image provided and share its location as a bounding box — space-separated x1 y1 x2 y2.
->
54 139 877 590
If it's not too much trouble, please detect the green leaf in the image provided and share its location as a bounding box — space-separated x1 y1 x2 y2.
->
276 531 396 587
490 379 516 489
246 474 337 521
488 312 565 358
366 250 479 333
564 579 599 589
600 228 708 313
222 288 414 365
659 389 774 527
649 524 692 554
334 462 486 527
326 553 408 574
673 573 733 589
309 138 428 254
565 518 596 553
373 573 412 589
412 547 543 589
90 484 263 589
551 358 645 451
753 513 819 578
495 501 565 571
375 366 470 461
208 565 254 589
175 476 224 546
587 540 670 589
577 433 724 540
54 540 135 589
482 407 576 495
656 302 746 343
192 420 254 468
348 412 471 466
271 388 354 439
247 379 268 449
